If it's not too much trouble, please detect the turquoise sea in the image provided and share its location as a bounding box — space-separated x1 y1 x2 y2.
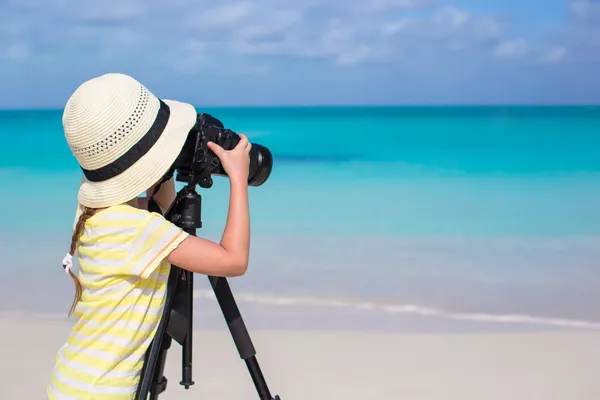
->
1 106 599 332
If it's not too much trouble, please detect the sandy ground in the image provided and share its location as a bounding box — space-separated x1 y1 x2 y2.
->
1 315 599 400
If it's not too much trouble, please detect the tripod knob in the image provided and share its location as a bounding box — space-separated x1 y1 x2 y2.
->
199 175 213 188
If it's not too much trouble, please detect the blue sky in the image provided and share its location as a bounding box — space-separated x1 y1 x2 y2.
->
0 0 599 107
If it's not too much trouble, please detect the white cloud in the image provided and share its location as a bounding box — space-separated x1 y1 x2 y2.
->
493 39 568 64
234 10 303 41
541 46 567 63
357 0 434 12
433 6 470 29
2 42 29 60
471 16 506 40
568 0 600 22
382 19 410 36
77 0 146 22
0 21 25 37
334 45 376 65
493 39 530 58
185 2 254 28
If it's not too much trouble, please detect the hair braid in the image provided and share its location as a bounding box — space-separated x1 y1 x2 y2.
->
64 206 96 316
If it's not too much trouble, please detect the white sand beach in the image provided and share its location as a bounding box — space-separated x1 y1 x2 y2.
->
1 315 599 400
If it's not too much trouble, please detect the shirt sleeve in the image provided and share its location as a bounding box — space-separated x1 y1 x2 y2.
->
127 212 189 279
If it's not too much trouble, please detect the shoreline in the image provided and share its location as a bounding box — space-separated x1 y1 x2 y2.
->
3 295 600 335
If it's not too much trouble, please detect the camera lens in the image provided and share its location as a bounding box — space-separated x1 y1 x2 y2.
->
248 144 273 186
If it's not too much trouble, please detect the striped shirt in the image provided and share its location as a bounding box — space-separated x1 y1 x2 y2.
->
47 204 188 399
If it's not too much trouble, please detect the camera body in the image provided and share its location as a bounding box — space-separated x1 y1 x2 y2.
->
171 113 272 188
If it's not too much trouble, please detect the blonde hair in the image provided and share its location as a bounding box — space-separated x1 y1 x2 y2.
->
64 206 96 316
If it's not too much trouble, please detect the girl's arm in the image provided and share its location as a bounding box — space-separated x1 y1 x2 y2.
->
166 179 250 277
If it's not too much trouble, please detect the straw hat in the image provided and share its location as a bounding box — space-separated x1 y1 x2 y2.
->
63 73 197 208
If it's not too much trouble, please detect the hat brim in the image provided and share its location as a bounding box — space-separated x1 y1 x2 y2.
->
77 99 197 209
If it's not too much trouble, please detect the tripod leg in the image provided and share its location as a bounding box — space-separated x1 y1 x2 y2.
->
135 268 182 400
209 276 280 400
148 335 172 400
180 271 195 388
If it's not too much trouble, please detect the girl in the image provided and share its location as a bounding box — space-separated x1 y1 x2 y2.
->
47 73 252 399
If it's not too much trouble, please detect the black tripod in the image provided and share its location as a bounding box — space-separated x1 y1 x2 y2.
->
135 171 281 400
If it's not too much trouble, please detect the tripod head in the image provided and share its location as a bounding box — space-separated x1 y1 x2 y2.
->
164 172 205 230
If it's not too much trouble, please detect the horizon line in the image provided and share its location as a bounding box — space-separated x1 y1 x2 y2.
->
1 103 599 111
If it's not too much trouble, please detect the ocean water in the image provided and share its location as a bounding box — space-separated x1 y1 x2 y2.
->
1 106 600 332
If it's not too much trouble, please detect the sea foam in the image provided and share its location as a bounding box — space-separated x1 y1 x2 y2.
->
193 290 600 330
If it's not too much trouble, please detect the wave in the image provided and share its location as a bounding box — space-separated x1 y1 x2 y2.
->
193 290 600 330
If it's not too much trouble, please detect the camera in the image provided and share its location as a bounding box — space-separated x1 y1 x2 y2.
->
171 113 273 188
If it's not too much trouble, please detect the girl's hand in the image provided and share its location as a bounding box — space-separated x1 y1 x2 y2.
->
207 134 251 184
